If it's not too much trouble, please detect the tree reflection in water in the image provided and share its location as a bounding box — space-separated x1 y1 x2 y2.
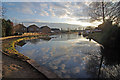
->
28 37 51 44
86 45 120 79
16 40 26 47
99 46 120 79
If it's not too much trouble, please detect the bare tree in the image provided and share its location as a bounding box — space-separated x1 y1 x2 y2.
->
89 1 120 24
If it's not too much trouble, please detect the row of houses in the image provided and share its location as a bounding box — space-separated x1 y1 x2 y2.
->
84 27 102 34
13 24 61 35
80 27 102 36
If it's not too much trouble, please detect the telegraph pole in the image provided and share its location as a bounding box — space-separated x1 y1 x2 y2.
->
102 0 105 22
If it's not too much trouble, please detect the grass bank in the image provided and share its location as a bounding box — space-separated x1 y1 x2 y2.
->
88 25 120 47
2 35 49 61
88 32 103 45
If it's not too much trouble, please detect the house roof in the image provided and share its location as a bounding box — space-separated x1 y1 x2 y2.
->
28 24 39 28
14 24 26 28
40 26 50 29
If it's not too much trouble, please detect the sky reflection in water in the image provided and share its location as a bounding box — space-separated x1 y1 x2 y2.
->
16 34 101 78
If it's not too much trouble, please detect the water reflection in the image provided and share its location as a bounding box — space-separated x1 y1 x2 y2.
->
50 34 80 41
27 37 51 44
16 34 120 78
85 54 100 78
98 46 120 79
41 37 51 41
101 46 120 65
16 40 26 47
29 39 40 44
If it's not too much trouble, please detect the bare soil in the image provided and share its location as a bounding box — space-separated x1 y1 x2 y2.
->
2 52 48 79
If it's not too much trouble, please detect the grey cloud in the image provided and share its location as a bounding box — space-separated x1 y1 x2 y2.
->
49 2 67 9
53 9 67 17
47 2 90 21
6 2 91 22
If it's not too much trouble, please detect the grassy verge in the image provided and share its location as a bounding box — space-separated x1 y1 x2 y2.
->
2 35 49 61
88 32 103 44
88 26 119 47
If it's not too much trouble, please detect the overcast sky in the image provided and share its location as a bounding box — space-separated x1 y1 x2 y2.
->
3 2 103 27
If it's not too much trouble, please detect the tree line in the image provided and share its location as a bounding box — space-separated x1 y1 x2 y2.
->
1 19 13 37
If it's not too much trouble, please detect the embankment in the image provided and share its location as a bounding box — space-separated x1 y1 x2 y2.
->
1 35 59 78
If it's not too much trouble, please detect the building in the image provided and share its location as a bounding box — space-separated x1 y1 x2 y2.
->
13 24 27 35
27 24 40 33
51 28 61 33
40 26 51 33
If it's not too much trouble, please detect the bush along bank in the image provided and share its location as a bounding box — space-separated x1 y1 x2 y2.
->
88 20 120 65
88 20 120 48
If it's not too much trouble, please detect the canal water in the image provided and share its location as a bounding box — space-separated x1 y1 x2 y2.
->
16 34 120 78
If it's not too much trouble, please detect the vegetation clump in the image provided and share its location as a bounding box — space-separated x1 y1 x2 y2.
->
2 19 14 37
88 20 120 48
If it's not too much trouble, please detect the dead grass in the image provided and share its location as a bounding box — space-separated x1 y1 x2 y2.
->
2 35 49 61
